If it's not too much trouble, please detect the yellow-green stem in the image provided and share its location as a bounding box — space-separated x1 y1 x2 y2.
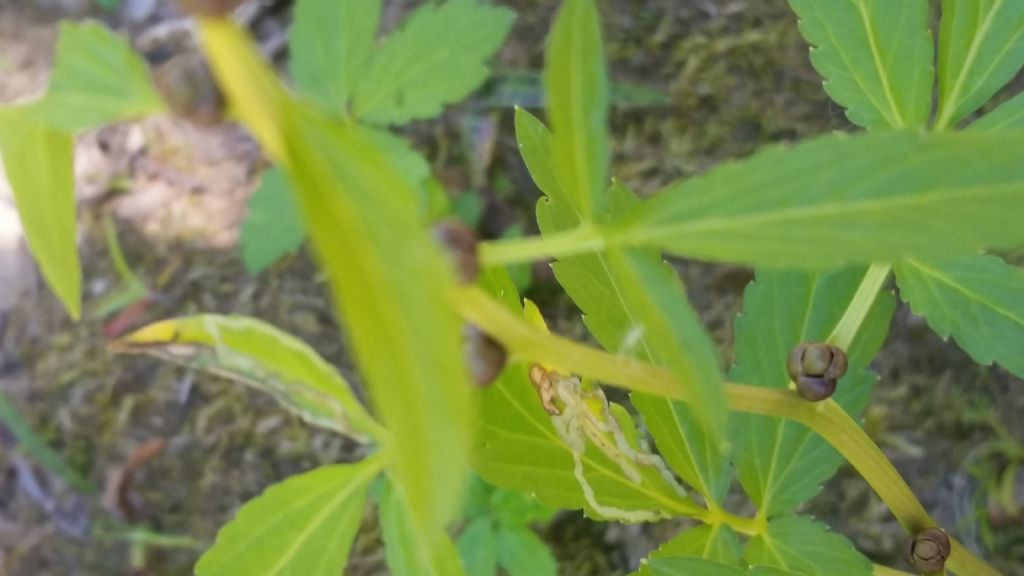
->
479 225 604 267
454 285 1002 576
872 564 913 576
698 507 766 537
828 263 892 350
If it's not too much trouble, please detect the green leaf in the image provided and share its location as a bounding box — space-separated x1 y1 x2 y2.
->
457 518 498 576
730 267 894 517
970 91 1024 131
113 314 382 441
490 484 555 527
652 525 743 566
33 22 163 131
744 516 872 576
240 127 432 273
936 0 1024 130
241 168 304 274
621 131 1024 268
895 255 1024 380
198 21 473 536
604 248 729 488
636 557 748 576
544 0 609 219
380 480 466 576
464 474 554 527
0 113 81 319
286 102 471 533
496 527 557 576
289 0 380 115
194 461 379 576
352 0 515 125
473 267 698 520
786 0 932 129
517 107 729 504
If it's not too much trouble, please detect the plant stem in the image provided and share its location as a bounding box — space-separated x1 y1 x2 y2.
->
454 285 1003 576
701 506 766 536
479 225 605 267
827 263 892 351
872 564 913 576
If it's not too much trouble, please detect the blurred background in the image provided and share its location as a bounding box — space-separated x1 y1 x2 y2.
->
0 0 1022 574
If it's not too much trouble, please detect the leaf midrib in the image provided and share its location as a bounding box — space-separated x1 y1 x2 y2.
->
630 180 1022 243
937 0 1003 128
854 0 906 127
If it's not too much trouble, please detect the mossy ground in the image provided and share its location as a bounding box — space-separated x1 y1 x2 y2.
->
0 1 1022 575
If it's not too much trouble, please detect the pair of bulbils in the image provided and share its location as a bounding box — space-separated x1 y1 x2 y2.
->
786 341 848 401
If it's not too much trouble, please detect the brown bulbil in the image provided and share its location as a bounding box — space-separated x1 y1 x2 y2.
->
906 528 951 573
175 0 247 18
433 220 479 283
463 325 506 387
153 51 225 127
786 342 848 402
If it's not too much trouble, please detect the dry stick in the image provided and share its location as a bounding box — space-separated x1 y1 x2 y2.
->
454 285 1002 576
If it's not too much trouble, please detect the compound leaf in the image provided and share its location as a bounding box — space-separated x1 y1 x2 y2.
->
744 516 871 576
896 255 1024 380
0 114 80 319
936 0 1024 130
380 480 466 576
622 131 1024 268
496 527 557 576
113 314 381 442
545 0 609 219
352 0 514 125
473 267 699 521
786 0 932 129
241 167 304 274
194 462 379 576
652 524 743 566
34 21 163 131
199 21 471 536
289 0 380 115
518 107 729 503
730 267 894 517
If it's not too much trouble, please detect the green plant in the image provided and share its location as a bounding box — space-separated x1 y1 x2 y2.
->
239 0 514 273
3 0 1024 575
454 475 557 576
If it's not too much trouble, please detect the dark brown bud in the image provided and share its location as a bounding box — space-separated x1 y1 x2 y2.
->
175 0 247 18
463 325 506 387
153 51 225 127
794 376 836 402
906 528 950 573
787 342 848 402
433 220 479 283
